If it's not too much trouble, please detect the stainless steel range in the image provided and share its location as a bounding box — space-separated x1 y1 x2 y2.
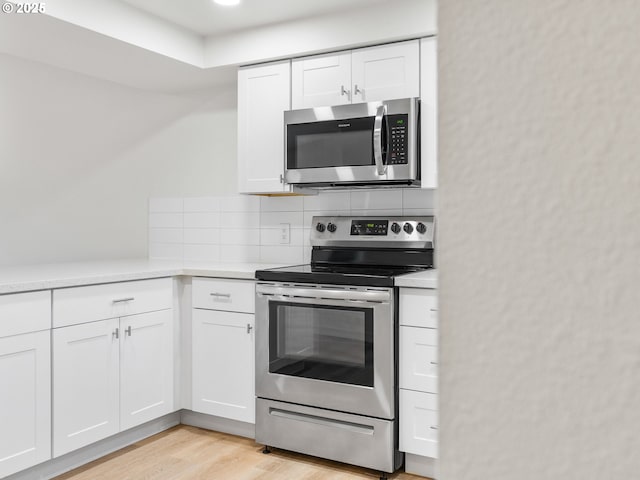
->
255 215 435 478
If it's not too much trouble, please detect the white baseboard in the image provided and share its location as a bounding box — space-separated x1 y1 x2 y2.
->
5 412 181 480
405 453 438 479
180 410 255 440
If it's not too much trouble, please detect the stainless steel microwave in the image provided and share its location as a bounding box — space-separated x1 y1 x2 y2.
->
284 98 420 188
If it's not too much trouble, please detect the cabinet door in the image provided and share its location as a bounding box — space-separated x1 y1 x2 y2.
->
238 60 291 194
420 36 438 188
53 319 119 457
351 40 420 103
291 51 351 108
400 389 438 458
192 309 255 423
120 309 174 430
400 326 438 393
400 287 438 328
0 331 51 477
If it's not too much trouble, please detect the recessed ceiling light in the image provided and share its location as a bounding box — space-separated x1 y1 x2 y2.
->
214 0 240 5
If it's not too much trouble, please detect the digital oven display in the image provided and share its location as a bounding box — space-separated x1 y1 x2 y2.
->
350 220 389 236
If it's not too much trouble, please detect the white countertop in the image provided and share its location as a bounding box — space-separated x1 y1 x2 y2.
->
0 259 287 295
395 269 438 289
0 259 437 294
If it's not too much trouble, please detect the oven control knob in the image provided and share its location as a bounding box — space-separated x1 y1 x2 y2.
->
327 222 337 233
391 222 401 234
403 222 414 234
416 222 427 234
316 222 326 232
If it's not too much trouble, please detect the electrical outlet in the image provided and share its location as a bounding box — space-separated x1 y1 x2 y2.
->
279 223 290 244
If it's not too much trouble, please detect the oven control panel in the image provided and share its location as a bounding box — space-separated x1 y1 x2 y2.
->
311 216 435 249
350 220 389 236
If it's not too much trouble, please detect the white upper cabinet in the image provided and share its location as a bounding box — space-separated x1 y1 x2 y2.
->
291 51 351 108
237 60 291 194
292 40 420 109
420 36 437 189
351 40 420 103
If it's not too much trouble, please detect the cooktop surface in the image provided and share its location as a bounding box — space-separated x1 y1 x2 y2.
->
255 264 431 287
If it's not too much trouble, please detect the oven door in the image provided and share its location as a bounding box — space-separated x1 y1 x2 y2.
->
256 282 395 419
284 98 419 186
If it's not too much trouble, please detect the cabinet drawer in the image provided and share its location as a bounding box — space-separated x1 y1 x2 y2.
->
400 326 437 393
53 278 172 328
192 278 255 314
0 291 51 337
400 390 438 458
400 288 438 328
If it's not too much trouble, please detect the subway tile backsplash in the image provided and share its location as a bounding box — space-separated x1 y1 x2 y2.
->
148 189 436 263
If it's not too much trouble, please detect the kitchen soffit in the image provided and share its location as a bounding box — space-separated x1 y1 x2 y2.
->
118 0 395 37
0 0 435 93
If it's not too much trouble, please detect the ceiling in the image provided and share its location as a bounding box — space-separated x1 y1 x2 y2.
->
118 0 393 36
1 0 434 93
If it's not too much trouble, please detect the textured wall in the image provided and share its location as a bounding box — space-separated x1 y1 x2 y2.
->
439 1 640 479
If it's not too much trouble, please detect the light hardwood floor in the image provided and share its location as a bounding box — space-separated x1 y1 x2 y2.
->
53 426 427 480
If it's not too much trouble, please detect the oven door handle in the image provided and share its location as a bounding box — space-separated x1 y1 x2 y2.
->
256 285 390 303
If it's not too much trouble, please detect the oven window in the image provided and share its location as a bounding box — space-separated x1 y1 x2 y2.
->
268 302 373 387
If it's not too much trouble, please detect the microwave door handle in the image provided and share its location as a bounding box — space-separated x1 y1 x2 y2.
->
373 104 388 175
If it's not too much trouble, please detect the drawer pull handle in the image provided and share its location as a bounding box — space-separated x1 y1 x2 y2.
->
430 361 438 365
113 328 119 339
125 326 132 337
210 293 231 298
430 308 438 312
112 297 135 304
247 324 253 334
430 426 438 430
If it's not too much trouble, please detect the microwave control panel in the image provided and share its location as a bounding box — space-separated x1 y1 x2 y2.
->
387 114 409 165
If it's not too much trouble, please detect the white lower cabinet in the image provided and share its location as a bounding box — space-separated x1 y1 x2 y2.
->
400 326 438 393
52 279 174 457
400 390 438 459
191 277 255 424
53 319 120 457
0 330 51 477
192 310 254 423
120 310 174 430
399 286 439 475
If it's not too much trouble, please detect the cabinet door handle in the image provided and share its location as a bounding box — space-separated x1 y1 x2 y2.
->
125 326 132 337
210 292 231 298
430 308 438 312
430 426 438 430
340 85 350 99
113 328 119 339
354 84 362 96
247 323 253 334
430 361 438 365
112 297 135 304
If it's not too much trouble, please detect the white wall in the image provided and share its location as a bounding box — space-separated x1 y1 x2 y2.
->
439 1 640 479
0 53 237 266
